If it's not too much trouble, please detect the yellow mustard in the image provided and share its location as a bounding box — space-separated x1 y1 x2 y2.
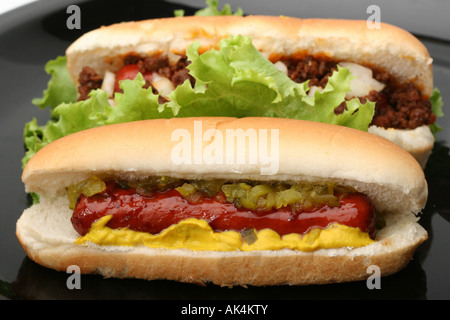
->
75 216 374 251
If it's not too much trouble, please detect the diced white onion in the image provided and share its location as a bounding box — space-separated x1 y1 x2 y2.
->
274 61 288 75
338 62 385 99
308 85 322 97
167 52 182 65
101 70 116 97
151 73 175 99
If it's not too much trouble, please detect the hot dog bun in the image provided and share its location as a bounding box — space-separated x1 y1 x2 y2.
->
17 117 428 286
65 15 436 168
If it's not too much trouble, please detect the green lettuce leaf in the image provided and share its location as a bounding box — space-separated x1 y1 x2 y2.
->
170 35 375 131
174 0 243 17
22 74 173 166
42 89 111 143
22 118 46 168
194 0 243 16
429 87 444 134
31 56 77 117
106 74 173 124
22 90 111 168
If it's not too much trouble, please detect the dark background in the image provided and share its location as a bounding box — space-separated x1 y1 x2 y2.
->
0 0 449 300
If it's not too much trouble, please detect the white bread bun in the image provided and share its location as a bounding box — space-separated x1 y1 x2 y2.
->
17 117 428 286
368 124 434 169
65 15 435 168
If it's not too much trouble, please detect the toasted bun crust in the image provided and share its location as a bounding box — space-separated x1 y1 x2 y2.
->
66 15 433 97
18 117 428 286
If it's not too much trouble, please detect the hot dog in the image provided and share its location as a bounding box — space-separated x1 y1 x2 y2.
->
70 180 376 238
63 15 442 168
17 117 428 286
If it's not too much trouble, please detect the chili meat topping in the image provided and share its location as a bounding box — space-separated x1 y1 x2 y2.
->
77 53 434 130
281 57 434 130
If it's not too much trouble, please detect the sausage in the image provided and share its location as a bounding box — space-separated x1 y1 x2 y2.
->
71 181 376 238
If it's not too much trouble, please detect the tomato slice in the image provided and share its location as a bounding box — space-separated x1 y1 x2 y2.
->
114 64 152 92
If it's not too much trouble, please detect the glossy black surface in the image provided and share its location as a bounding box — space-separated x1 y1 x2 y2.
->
0 0 449 300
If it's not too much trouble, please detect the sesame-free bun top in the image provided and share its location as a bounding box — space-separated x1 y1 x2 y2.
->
22 117 427 216
66 15 433 98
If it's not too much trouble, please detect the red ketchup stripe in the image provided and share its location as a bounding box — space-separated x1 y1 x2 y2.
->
71 181 376 238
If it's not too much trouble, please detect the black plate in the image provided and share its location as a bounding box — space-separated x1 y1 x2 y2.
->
1 0 449 301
